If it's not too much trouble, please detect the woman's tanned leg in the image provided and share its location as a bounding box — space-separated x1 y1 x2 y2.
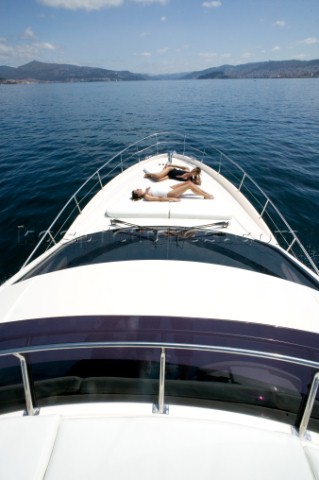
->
168 181 213 199
144 167 173 181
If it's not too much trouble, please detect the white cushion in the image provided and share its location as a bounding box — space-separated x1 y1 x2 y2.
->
303 446 319 479
170 199 233 220
0 415 60 480
105 199 170 219
105 197 232 221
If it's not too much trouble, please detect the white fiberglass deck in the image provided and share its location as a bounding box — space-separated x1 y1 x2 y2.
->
64 153 274 244
1 405 318 480
1 260 319 333
1 134 319 480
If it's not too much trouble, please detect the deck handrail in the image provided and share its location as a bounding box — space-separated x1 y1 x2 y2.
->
1 340 319 439
20 132 318 275
212 148 319 274
2 340 319 369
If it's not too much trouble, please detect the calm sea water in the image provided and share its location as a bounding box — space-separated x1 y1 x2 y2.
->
0 79 318 282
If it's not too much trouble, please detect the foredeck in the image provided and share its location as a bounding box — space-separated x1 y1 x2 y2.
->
17 133 318 277
64 153 274 244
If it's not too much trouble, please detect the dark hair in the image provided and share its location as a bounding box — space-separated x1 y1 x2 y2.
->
131 190 140 201
194 167 201 175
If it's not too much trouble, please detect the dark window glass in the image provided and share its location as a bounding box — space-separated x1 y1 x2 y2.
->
0 356 25 414
18 229 319 290
1 315 319 434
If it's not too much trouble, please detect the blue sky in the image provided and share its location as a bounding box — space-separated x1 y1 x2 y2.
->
1 0 319 74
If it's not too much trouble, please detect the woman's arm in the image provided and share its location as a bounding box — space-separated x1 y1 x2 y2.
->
177 172 201 185
165 164 189 171
193 174 201 185
144 194 180 202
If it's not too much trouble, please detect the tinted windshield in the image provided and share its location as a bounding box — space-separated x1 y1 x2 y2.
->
1 315 319 432
19 228 319 289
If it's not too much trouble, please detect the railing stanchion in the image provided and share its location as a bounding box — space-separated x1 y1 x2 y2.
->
97 172 103 189
218 153 222 173
159 348 166 413
13 353 39 416
48 231 56 245
153 347 169 414
287 237 297 253
74 196 81 213
299 372 319 439
238 172 247 191
260 199 269 218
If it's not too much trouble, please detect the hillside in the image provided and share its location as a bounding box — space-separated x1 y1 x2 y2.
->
1 59 319 83
183 59 319 79
0 60 148 83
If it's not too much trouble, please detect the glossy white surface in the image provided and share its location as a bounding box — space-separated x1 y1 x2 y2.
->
65 154 273 241
0 406 317 480
1 149 318 480
0 415 60 480
1 261 318 334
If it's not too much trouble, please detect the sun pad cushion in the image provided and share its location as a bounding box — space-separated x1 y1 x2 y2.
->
105 199 170 218
105 198 232 220
170 199 232 220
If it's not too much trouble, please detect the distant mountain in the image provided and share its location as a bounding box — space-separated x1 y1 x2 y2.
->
0 60 148 83
150 72 189 80
183 59 319 79
1 59 319 84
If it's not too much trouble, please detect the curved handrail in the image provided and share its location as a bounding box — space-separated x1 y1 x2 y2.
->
2 340 319 438
20 132 318 275
2 340 319 369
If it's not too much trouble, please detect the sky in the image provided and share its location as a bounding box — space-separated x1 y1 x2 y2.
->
1 0 319 74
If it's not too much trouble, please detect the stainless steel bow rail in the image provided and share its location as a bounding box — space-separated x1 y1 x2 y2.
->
1 340 319 440
20 132 318 275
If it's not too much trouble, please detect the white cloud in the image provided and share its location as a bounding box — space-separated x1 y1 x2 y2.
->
300 37 319 45
272 45 281 51
0 39 14 56
157 47 169 54
0 36 58 63
296 53 310 59
199 52 217 58
38 0 123 10
273 20 286 27
132 0 168 5
39 0 169 9
202 1 221 8
134 51 152 57
175 44 189 53
39 42 57 50
24 27 36 39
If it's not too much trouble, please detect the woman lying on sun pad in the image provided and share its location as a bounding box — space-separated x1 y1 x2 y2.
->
144 165 201 185
131 180 214 202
